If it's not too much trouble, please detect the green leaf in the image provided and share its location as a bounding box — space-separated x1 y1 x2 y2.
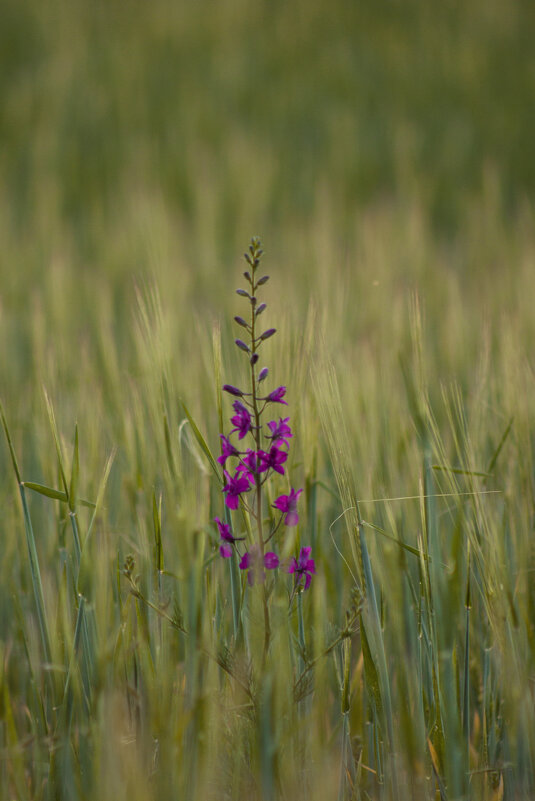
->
153 490 163 572
69 423 79 511
180 401 221 481
362 519 431 561
432 464 492 478
23 482 68 502
486 416 514 475
360 616 382 716
43 387 70 499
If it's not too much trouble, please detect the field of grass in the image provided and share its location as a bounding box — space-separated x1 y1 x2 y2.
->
1 1 535 799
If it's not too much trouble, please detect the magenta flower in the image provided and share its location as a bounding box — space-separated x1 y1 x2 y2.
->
222 470 251 510
287 546 316 590
230 401 252 439
236 449 263 482
267 417 292 447
273 487 303 526
215 516 244 558
263 386 288 405
258 446 288 475
239 545 280 586
218 435 240 466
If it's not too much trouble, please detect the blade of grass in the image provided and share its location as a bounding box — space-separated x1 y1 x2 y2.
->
181 401 221 480
1 401 52 670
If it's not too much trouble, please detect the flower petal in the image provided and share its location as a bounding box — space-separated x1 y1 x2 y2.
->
239 553 251 570
264 552 279 569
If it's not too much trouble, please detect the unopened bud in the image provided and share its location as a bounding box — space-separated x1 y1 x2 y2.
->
223 384 244 397
234 316 248 328
236 289 250 298
259 328 276 341
258 367 269 382
257 275 269 286
256 303 267 316
250 353 259 365
235 339 250 353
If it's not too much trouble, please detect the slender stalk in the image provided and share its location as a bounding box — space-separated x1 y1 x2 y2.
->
248 248 271 660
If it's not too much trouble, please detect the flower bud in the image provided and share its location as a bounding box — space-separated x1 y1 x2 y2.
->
258 367 268 382
250 353 259 365
256 303 267 316
236 289 250 298
243 271 251 282
259 328 276 341
257 275 269 286
222 384 244 397
234 316 248 328
235 339 250 353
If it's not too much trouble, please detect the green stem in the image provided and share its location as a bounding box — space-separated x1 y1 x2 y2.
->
249 258 271 661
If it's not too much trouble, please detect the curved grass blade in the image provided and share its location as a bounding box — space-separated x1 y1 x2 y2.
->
1 402 52 670
181 400 221 481
23 482 68 502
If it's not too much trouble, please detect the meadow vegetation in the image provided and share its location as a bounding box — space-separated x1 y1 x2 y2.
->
1 0 534 798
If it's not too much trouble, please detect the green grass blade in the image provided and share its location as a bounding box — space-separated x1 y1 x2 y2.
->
23 482 69 502
181 401 221 481
43 387 70 499
486 416 514 475
2 403 53 670
69 424 79 512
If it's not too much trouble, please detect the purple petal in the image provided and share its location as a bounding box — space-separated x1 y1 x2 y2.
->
299 547 312 562
224 493 240 510
284 509 299 527
304 573 313 590
264 552 279 569
273 494 290 513
220 544 232 558
239 553 251 570
305 559 316 573
286 558 298 574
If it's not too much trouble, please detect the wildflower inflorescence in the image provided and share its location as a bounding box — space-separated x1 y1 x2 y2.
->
214 238 315 592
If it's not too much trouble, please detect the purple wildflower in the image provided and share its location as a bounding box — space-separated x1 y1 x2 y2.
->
273 488 303 526
287 546 316 590
263 386 288 405
215 516 244 558
230 401 252 439
267 417 292 447
239 545 280 586
218 435 240 466
222 470 251 510
236 449 262 482
258 446 288 475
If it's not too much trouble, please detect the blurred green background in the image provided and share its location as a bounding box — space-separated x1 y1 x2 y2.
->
2 0 534 255
2 0 534 402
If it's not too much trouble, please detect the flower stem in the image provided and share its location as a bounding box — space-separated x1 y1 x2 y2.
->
249 242 271 659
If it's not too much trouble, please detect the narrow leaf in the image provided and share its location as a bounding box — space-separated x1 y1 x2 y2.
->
23 482 68 502
181 401 221 481
69 423 79 511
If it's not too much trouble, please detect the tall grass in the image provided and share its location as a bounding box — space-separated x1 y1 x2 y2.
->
1 0 535 798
